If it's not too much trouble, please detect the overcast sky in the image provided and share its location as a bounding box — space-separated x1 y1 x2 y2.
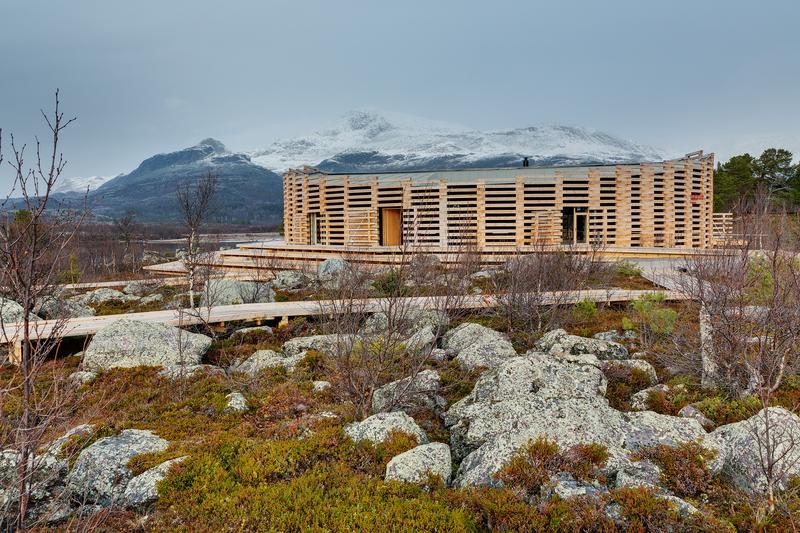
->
1 0 798 194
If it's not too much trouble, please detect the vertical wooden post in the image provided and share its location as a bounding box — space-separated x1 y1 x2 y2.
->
476 181 486 248
515 176 525 247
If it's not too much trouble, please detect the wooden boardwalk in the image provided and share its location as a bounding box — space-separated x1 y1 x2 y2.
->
0 288 688 345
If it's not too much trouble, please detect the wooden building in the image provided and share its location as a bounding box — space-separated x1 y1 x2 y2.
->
282 151 718 252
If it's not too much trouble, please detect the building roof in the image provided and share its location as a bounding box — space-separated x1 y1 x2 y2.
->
289 152 712 184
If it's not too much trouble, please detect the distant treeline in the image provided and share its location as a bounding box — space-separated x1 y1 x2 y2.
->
714 148 800 212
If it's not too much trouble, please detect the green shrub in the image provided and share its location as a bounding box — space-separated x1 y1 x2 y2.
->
372 268 409 297
628 293 678 337
571 300 599 323
693 395 760 426
616 260 643 277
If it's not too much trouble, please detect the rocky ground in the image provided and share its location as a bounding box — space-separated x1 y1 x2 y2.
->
1 259 799 530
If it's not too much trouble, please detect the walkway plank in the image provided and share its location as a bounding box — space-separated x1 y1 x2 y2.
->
0 288 688 343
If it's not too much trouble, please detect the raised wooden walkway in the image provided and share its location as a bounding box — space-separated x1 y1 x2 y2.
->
1 288 688 346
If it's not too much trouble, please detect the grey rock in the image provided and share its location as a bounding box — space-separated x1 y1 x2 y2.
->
629 384 670 411
706 407 800 493
68 429 168 507
0 297 41 323
446 351 710 488
536 328 628 360
68 371 97 387
231 349 304 375
271 270 309 291
372 370 446 414
385 442 452 484
547 472 608 499
344 412 428 445
224 392 249 413
593 330 621 342
83 319 212 370
71 288 139 306
282 334 351 357
202 278 274 306
45 424 96 457
158 364 224 380
403 325 437 355
443 323 517 371
601 359 658 386
122 280 160 296
660 494 698 516
469 270 493 281
233 325 273 336
678 404 714 429
430 348 449 363
622 411 706 450
614 459 662 490
35 295 95 319
361 309 448 338
1 447 69 520
139 294 164 306
317 258 350 289
312 380 331 392
122 456 187 509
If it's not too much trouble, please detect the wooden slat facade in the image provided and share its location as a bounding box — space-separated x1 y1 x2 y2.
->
283 153 716 250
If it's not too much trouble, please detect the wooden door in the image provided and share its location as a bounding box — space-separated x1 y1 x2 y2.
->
381 208 403 246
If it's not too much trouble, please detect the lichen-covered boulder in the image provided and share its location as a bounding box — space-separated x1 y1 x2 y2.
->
313 380 331 392
621 411 706 450
68 371 97 387
35 295 95 319
158 364 224 380
1 447 69 524
372 370 446 414
122 456 186 509
706 407 800 493
71 288 139 306
67 429 168 506
317 258 350 289
282 334 351 357
446 350 708 488
344 412 428 445
0 298 41 323
233 325 273 337
231 349 304 375
678 404 714 430
224 392 249 413
536 329 628 361
442 323 517 371
361 309 449 337
385 442 452 484
201 279 274 306
122 280 161 296
82 319 212 370
271 270 309 291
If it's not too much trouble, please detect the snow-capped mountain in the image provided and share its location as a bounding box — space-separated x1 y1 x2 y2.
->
86 138 283 223
251 110 665 173
55 175 116 194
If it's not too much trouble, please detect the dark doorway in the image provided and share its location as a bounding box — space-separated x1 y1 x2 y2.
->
561 207 588 244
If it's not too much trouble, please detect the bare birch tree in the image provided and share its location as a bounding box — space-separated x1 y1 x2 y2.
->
0 91 87 529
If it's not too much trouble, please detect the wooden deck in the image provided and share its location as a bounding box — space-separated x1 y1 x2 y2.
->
144 240 729 275
1 288 688 345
